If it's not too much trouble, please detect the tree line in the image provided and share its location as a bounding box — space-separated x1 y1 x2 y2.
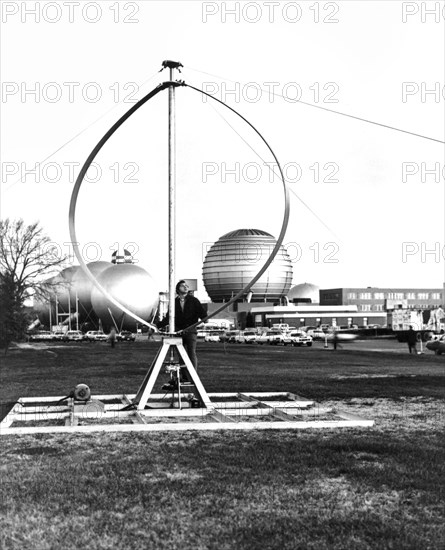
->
0 219 66 349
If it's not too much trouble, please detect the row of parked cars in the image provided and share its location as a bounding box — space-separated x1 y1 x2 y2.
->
201 324 368 346
201 329 313 346
28 330 136 342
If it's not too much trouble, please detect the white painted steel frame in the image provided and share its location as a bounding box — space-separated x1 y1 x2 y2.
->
1 420 375 436
0 392 374 435
133 337 213 410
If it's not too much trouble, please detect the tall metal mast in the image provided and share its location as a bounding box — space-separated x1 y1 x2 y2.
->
163 60 182 333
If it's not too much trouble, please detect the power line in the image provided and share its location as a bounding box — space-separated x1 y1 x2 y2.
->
4 70 161 192
187 66 444 145
198 86 339 239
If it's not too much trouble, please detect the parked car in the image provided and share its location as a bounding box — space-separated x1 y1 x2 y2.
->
85 331 108 342
269 329 288 345
117 331 136 342
426 334 445 355
218 331 231 343
233 330 257 344
225 330 242 343
254 331 271 345
233 331 246 343
243 330 259 343
29 331 56 342
252 330 283 345
52 331 68 341
307 328 327 341
300 326 317 333
282 331 313 347
253 329 287 345
65 330 85 341
271 323 290 332
204 331 222 342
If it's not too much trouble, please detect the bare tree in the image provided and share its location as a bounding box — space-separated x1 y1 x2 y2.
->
0 219 67 346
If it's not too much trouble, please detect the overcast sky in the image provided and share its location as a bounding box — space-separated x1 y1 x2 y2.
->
2 0 444 300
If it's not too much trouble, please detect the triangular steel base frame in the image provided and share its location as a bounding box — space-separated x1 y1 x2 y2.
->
132 337 213 411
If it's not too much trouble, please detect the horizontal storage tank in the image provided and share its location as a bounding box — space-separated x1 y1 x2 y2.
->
34 262 113 319
90 264 159 330
46 266 79 312
202 229 293 302
71 261 113 314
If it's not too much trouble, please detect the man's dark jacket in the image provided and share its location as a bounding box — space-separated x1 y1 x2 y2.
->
159 295 207 333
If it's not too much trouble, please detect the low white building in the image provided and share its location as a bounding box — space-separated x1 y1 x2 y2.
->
250 304 387 328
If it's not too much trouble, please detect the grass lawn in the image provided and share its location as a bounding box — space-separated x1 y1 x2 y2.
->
1 340 444 549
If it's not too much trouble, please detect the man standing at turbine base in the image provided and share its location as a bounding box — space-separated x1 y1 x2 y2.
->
157 280 207 371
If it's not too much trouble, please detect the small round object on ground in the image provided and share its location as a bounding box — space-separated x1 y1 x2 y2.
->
73 384 91 401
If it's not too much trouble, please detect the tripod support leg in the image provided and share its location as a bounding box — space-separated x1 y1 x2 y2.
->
175 342 213 409
133 340 171 408
134 337 213 411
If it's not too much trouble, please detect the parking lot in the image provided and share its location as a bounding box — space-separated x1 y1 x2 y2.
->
198 332 441 356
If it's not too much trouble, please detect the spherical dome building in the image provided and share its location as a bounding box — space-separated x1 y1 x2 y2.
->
202 229 293 302
90 264 159 330
288 282 320 304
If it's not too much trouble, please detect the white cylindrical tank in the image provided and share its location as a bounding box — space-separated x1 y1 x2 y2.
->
71 261 112 314
33 262 112 326
49 266 79 312
91 264 159 330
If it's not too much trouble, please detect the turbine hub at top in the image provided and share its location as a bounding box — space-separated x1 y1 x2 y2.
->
162 60 183 71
